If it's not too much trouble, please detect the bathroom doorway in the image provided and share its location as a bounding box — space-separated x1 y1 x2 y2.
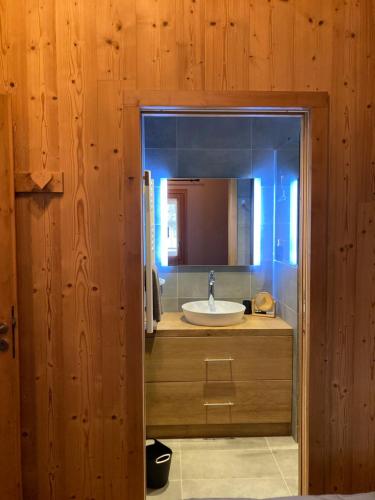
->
115 89 329 500
143 110 302 499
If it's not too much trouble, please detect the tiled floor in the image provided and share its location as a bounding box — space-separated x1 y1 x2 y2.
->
147 436 298 499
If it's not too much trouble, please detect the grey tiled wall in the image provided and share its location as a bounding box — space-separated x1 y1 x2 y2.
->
272 141 300 441
144 115 301 307
144 114 301 439
160 268 253 311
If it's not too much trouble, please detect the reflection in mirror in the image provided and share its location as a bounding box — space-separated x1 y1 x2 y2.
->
157 178 255 266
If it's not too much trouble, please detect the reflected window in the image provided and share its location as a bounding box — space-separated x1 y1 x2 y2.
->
168 198 178 258
167 190 186 265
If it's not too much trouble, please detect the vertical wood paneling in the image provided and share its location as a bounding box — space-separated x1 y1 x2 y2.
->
204 0 227 90
136 0 178 90
307 106 330 493
17 6 62 494
248 1 273 91
96 0 136 85
26 0 59 171
0 94 22 500
17 195 64 500
98 80 128 499
158 0 178 89
1 0 29 169
270 0 296 90
9 0 63 497
226 0 250 90
55 0 103 498
352 202 375 491
357 1 375 201
136 0 161 89
293 0 332 92
0 2 7 83
122 104 145 500
2 0 374 497
326 0 366 491
250 0 296 91
176 0 205 90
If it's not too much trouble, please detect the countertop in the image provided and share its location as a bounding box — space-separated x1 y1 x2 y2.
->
150 312 293 337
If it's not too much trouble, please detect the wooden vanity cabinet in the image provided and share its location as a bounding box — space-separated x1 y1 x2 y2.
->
145 313 293 438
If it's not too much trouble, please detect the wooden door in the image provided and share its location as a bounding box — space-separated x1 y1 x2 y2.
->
0 94 22 499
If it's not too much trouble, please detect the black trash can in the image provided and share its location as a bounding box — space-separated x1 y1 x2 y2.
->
146 439 172 489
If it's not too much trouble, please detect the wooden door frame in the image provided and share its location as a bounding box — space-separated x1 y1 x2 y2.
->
0 93 22 499
122 90 329 498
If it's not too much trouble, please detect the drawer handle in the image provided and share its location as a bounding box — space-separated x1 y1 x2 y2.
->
204 402 234 407
204 357 233 362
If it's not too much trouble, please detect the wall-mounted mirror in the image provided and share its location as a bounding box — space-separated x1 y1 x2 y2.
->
156 178 255 266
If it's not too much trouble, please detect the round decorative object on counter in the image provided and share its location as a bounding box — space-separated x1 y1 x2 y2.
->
254 291 274 312
252 291 276 317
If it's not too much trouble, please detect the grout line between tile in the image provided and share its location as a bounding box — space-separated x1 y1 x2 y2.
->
179 446 183 500
175 437 298 496
181 475 292 482
179 447 268 453
265 437 292 496
284 476 299 495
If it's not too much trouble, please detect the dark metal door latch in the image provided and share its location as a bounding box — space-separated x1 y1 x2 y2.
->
0 339 9 352
0 323 9 335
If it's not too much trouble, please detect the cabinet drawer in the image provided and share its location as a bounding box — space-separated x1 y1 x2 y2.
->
145 336 292 382
146 381 292 426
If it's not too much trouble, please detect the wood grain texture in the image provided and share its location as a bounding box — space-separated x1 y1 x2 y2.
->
154 311 293 336
145 329 292 437
0 0 373 497
0 94 22 499
122 104 145 500
97 79 128 500
14 171 64 193
306 106 329 493
145 335 292 382
122 88 328 107
97 0 136 84
147 422 291 439
146 380 292 426
351 202 375 491
176 0 205 89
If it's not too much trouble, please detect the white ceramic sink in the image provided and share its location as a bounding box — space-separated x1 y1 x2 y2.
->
182 300 246 327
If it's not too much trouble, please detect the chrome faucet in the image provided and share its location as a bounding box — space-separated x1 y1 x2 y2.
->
208 270 215 308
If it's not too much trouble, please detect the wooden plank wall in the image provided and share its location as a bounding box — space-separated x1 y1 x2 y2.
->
0 0 374 497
